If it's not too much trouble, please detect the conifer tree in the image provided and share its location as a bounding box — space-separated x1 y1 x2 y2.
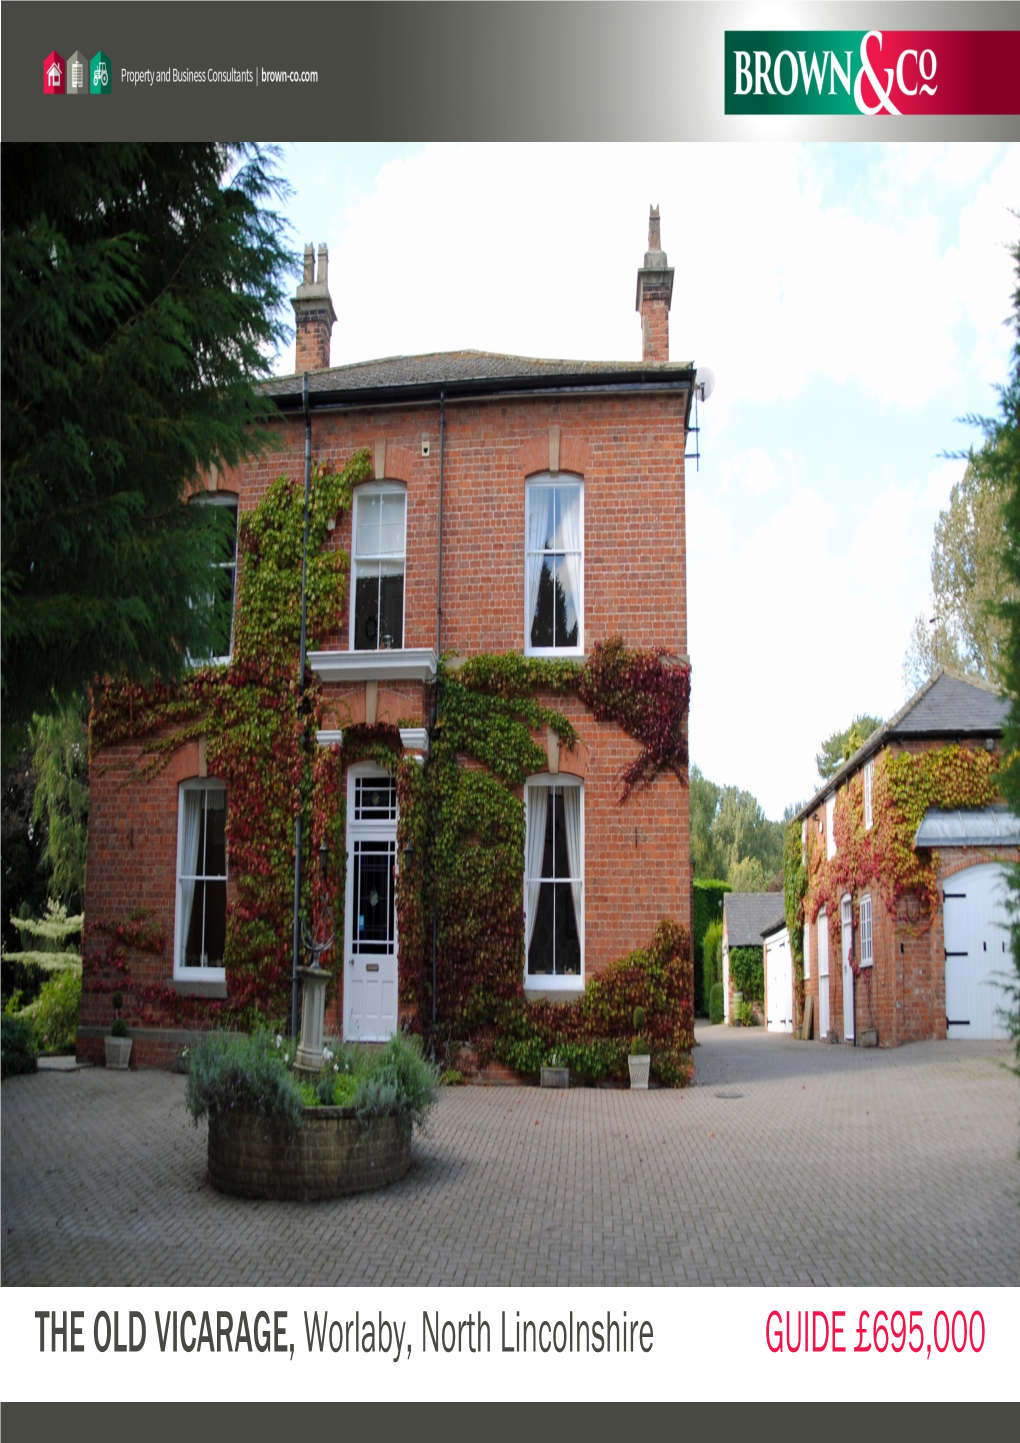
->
1 143 293 757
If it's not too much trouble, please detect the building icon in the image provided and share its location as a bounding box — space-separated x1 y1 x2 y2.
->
43 51 65 95
67 51 88 96
90 50 112 95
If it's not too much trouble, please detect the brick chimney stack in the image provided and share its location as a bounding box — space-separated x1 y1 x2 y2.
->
635 206 674 364
292 243 336 373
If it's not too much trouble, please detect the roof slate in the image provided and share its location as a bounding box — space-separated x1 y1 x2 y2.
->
265 349 696 401
893 672 1008 736
724 892 787 947
795 669 1008 822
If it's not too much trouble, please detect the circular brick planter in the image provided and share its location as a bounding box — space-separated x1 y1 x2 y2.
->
207 1107 411 1201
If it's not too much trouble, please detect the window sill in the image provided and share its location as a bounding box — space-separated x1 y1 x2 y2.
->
171 975 228 999
524 981 585 1003
308 647 437 683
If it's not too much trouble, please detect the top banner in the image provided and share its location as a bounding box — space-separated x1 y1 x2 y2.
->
725 30 1020 116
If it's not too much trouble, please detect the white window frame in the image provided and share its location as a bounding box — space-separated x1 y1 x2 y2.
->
803 922 811 980
174 779 228 981
523 773 584 993
189 492 239 665
825 794 836 860
801 819 807 865
349 482 407 652
859 893 873 968
524 476 584 658
863 759 874 830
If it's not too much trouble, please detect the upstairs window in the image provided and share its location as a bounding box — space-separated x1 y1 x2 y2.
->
863 759 874 830
352 486 405 651
825 795 836 860
525 479 583 655
175 781 227 977
190 493 238 663
860 894 873 968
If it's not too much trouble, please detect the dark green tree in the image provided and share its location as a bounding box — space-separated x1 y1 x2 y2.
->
815 714 883 781
1 744 49 956
1 143 293 758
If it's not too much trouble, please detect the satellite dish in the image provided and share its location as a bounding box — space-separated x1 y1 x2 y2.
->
695 366 715 403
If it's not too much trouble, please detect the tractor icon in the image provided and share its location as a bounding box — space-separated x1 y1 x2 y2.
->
92 60 108 88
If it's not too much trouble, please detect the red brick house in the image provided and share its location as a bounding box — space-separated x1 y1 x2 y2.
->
794 670 1015 1047
79 209 697 1074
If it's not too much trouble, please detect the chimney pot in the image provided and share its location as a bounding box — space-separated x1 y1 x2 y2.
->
648 205 661 252
293 240 337 374
635 205 674 364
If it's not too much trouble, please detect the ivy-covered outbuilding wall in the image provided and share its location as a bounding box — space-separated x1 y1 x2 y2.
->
786 724 1012 1047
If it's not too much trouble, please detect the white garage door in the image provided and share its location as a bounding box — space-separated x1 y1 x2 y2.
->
943 862 1012 1040
765 930 793 1033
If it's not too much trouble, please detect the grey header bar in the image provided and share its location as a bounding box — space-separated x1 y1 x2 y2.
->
4 1 1019 140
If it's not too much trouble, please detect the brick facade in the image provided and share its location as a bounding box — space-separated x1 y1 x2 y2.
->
81 210 695 1068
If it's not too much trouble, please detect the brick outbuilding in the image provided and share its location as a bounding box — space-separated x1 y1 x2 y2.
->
795 670 1015 1047
80 211 698 1070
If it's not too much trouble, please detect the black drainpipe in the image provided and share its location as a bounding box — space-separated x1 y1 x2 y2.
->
291 373 312 1038
430 391 446 1059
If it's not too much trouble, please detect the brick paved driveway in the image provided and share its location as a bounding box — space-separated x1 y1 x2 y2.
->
3 1025 1018 1286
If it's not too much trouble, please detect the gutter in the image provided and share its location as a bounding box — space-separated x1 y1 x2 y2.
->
268 374 697 429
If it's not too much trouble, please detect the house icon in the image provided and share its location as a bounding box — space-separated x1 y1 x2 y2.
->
67 51 88 96
43 51 65 95
90 49 112 95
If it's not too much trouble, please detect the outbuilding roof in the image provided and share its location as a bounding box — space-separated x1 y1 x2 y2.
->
265 349 696 408
795 669 1008 822
914 806 1020 849
724 892 787 947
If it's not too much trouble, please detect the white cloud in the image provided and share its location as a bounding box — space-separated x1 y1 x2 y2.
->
718 447 783 496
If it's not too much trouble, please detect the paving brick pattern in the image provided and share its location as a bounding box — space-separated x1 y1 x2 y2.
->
3 1027 1018 1286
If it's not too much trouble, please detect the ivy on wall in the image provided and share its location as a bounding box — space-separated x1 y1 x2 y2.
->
87 451 695 1081
396 652 694 1084
798 744 1000 977
728 944 764 1005
89 453 370 1028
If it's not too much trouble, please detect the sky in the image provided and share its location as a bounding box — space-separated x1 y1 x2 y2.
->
271 141 1018 819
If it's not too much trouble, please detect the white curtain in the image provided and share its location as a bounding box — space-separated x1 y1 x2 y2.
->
524 784 548 957
557 486 582 642
178 790 203 968
561 784 583 943
526 488 552 643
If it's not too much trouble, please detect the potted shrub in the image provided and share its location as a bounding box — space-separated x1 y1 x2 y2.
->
104 990 132 1070
628 1007 651 1090
541 1052 570 1089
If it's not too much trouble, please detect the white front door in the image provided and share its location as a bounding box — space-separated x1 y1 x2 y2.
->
841 895 855 1042
943 862 1011 1040
817 910 830 1039
344 767 399 1042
